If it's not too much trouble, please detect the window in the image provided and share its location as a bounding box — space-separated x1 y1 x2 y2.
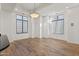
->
50 14 64 34
16 15 28 34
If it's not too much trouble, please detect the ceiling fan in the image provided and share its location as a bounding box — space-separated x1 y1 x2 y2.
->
14 3 40 19
30 3 40 19
15 3 51 18
29 3 52 18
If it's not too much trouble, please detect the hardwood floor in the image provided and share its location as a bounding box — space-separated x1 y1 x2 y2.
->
0 38 79 56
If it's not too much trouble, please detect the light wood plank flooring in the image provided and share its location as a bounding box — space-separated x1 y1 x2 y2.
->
0 38 79 56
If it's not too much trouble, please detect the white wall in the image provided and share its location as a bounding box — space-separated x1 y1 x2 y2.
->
1 4 79 44
41 16 49 38
32 17 40 38
65 7 79 44
39 12 65 40
39 5 79 44
0 10 32 42
48 13 65 40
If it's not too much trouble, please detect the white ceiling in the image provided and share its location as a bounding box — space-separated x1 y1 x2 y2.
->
0 3 51 12
0 3 79 15
38 3 79 15
40 3 79 12
16 3 51 11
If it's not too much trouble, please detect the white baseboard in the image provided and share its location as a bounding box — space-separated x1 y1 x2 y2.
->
9 37 79 45
66 40 79 45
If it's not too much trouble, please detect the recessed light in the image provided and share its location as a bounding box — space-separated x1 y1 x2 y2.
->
65 6 69 9
15 8 18 11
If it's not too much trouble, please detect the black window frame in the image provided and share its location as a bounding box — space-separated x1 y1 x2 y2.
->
16 15 28 34
51 14 64 34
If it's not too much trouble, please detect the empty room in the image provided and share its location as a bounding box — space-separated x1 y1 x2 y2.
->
0 3 79 56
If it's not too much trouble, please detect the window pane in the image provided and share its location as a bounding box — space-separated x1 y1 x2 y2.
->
50 21 56 33
23 21 28 32
16 20 22 33
49 21 56 33
16 15 22 20
23 16 27 20
50 16 57 21
53 21 56 33
55 20 64 34
58 15 64 20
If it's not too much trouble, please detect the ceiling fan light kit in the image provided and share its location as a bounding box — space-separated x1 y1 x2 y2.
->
30 3 40 18
30 12 39 18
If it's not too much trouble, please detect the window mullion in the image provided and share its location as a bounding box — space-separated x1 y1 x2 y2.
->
22 16 23 33
16 15 28 34
55 16 58 33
